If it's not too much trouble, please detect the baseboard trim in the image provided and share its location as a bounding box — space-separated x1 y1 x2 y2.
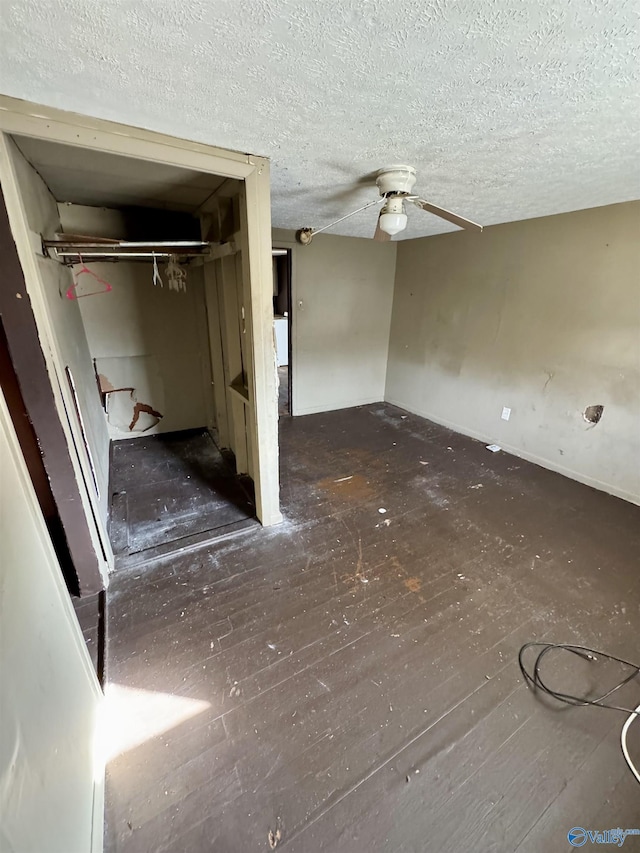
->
293 397 384 417
384 397 640 507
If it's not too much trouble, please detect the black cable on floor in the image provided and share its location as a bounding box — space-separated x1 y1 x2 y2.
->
518 642 640 783
519 642 639 714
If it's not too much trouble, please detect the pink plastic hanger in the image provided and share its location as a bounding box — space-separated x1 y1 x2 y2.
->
66 254 112 300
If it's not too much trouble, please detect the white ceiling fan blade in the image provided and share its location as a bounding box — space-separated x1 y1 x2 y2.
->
374 210 391 242
408 198 483 232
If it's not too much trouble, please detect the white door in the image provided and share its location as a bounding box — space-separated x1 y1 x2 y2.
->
0 387 104 852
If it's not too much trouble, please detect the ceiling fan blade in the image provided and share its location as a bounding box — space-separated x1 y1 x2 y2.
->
408 198 483 232
374 211 391 242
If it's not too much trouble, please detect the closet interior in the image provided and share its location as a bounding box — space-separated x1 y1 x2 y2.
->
9 133 259 567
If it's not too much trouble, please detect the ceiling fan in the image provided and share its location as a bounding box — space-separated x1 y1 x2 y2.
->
295 165 482 245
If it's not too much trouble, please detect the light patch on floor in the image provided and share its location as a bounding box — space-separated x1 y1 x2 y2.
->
100 683 210 763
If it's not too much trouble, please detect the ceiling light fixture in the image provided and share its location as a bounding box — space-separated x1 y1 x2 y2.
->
378 197 407 236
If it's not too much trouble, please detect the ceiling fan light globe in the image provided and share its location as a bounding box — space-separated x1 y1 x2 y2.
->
379 212 407 236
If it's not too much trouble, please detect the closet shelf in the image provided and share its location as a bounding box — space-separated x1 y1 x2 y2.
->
43 235 211 263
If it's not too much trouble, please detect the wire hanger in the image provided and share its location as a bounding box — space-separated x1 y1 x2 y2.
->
166 254 187 292
152 253 163 287
66 254 112 300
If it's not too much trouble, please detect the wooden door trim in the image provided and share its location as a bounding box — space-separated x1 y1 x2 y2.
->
0 188 103 594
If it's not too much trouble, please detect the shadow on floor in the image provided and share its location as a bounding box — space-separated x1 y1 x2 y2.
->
109 428 256 567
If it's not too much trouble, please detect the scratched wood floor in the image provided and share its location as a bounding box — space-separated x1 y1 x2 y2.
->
105 404 640 853
109 429 255 561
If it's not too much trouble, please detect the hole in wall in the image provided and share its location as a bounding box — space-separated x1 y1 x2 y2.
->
583 404 604 425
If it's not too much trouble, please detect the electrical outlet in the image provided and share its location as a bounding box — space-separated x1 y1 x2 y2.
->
501 406 511 421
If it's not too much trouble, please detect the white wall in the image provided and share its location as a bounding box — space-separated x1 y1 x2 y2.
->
273 230 397 415
9 141 110 517
59 204 214 440
0 387 103 853
386 201 640 504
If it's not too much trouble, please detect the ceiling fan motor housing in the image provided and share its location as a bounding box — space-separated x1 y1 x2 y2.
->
376 165 417 197
381 196 405 215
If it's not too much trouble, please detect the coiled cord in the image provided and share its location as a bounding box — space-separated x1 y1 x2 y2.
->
518 642 639 783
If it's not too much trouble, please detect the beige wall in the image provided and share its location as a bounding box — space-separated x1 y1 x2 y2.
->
273 230 397 415
9 142 111 519
386 201 640 504
0 387 103 852
59 204 214 440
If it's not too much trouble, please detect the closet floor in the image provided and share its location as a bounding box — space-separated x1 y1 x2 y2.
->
108 429 256 566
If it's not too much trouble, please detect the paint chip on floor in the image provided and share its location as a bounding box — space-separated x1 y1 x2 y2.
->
268 822 282 849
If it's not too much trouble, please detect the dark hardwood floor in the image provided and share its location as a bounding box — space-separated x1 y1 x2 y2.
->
109 429 256 568
105 404 640 852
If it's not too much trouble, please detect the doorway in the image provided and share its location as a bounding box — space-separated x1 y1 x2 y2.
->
273 248 292 416
0 96 282 585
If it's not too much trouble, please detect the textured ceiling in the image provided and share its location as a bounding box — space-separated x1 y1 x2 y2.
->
1 0 639 239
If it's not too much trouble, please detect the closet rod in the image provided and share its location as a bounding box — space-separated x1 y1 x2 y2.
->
43 239 210 260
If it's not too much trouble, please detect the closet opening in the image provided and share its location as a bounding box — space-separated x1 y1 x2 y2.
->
6 132 268 569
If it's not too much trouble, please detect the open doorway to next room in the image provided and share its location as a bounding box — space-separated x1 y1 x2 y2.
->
273 247 292 416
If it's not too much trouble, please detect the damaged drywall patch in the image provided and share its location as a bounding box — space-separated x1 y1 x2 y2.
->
583 404 604 425
97 372 117 394
129 401 163 432
96 354 165 435
106 389 163 433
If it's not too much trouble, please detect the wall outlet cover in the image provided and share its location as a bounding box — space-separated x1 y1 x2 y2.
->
501 407 511 421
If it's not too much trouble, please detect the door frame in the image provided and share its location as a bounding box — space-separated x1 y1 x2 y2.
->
0 185 105 594
0 96 282 584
